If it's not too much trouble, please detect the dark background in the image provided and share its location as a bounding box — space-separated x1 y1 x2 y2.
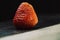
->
0 0 59 21
0 0 60 29
0 0 47 21
0 0 60 26
0 0 60 37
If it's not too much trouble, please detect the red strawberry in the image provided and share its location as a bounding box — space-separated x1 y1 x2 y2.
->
13 2 38 30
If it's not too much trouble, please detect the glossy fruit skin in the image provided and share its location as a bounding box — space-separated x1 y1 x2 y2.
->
13 2 38 30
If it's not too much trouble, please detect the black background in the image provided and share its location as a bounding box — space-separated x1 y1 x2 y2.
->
0 0 59 21
0 0 60 28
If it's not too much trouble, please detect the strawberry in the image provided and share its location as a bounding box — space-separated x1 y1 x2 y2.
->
13 2 38 30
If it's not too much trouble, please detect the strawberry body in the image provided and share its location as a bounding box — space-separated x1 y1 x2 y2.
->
13 2 38 29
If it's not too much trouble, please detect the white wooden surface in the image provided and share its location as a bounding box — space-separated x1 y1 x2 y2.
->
0 24 60 40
